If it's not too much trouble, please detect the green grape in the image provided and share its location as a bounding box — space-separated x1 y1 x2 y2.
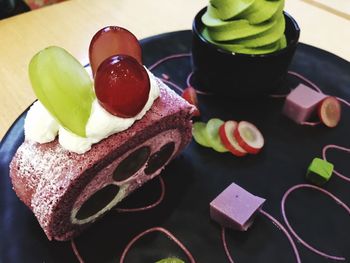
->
155 258 185 263
29 46 95 137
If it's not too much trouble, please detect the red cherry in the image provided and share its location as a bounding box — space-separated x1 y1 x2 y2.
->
89 26 142 76
95 55 150 118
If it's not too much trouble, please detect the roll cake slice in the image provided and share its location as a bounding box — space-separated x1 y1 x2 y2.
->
9 79 195 241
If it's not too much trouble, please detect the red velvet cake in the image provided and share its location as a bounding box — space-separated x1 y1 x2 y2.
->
10 79 194 241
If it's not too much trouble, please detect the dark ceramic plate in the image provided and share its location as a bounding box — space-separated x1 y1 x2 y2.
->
1 30 350 263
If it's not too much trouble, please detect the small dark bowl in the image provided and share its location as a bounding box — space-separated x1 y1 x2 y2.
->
191 7 300 98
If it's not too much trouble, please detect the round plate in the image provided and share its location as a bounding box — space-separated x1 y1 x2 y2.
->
1 30 350 263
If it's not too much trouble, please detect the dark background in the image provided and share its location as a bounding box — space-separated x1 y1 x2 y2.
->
0 0 29 19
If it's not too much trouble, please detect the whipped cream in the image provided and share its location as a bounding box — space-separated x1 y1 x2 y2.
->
24 69 160 154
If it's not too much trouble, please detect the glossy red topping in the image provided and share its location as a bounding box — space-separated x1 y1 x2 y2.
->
89 26 142 75
94 55 150 118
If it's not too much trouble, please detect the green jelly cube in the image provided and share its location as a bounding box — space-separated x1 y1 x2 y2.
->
306 158 334 186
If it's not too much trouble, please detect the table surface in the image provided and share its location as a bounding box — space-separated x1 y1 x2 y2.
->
0 0 349 140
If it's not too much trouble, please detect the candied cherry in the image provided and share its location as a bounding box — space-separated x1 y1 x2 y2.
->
94 55 150 118
89 26 142 76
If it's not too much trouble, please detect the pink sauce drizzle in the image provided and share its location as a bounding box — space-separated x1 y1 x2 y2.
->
161 78 184 94
322 145 350 183
300 121 321 126
71 176 195 262
281 184 350 261
71 239 84 263
149 53 212 96
162 73 170 80
287 70 350 108
114 176 165 213
148 53 191 71
288 71 323 93
119 227 196 263
221 209 301 263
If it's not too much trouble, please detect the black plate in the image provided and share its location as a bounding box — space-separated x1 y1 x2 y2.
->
1 30 350 263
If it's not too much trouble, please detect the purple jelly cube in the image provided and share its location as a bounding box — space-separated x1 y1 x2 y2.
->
283 84 327 124
210 183 265 231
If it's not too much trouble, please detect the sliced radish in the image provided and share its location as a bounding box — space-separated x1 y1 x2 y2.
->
219 121 247 157
318 97 341 128
234 121 264 154
182 86 200 117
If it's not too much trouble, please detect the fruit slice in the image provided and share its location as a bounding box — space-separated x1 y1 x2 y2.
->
94 55 150 118
318 97 341 128
29 46 95 137
192 122 211 148
156 258 185 263
234 121 264 154
204 118 229 153
219 121 247 157
89 26 142 76
182 86 200 116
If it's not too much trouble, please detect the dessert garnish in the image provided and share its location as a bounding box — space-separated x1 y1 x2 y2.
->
29 46 95 137
192 122 212 148
193 118 264 156
282 83 327 125
306 157 334 186
306 144 350 186
318 96 341 128
26 26 159 153
211 183 301 263
94 54 150 118
156 258 185 263
281 184 350 261
219 120 247 157
201 0 286 54
282 72 349 127
322 144 350 183
181 86 200 116
89 26 142 75
233 121 264 154
210 182 266 231
205 118 229 152
119 227 196 263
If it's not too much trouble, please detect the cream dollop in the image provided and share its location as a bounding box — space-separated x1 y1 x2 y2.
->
24 69 160 154
24 102 59 143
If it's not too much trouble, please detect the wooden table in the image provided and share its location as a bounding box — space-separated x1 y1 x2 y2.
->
0 0 349 140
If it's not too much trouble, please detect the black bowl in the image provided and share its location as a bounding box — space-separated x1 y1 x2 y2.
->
191 7 300 98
